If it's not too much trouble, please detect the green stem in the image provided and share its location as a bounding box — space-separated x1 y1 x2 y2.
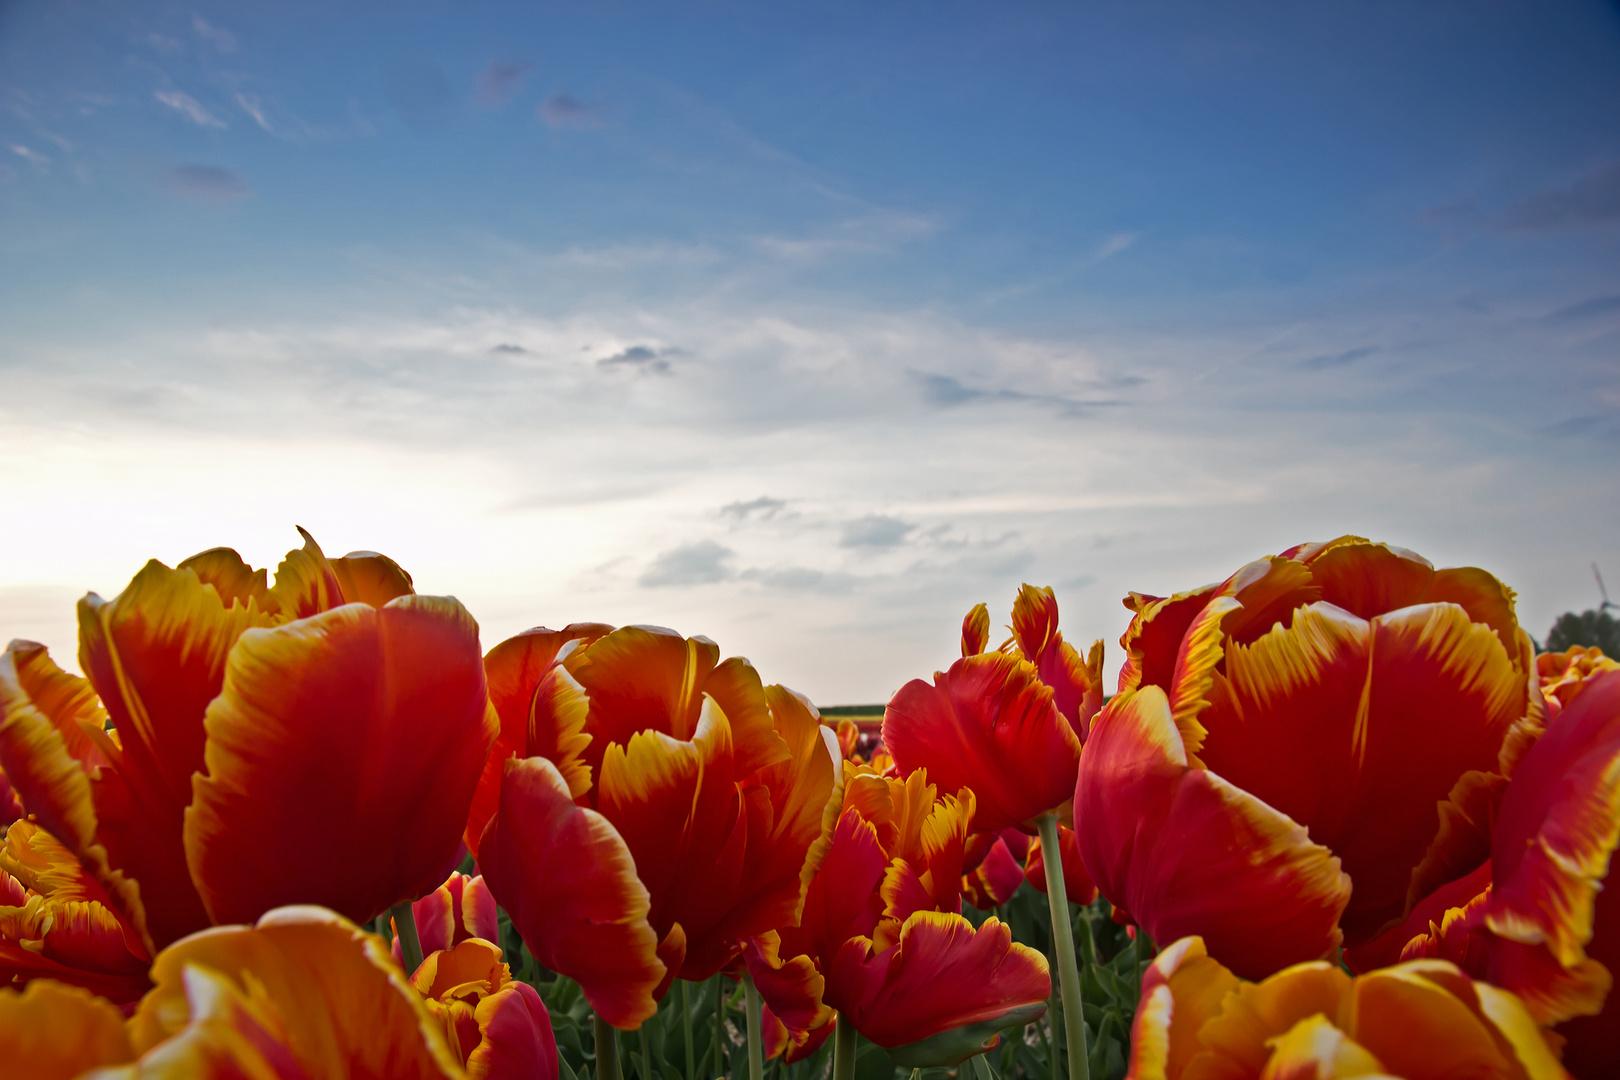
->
641 1026 653 1080
1037 812 1089 1080
831 1014 856 1080
711 976 724 1079
390 901 424 975
683 980 696 1080
743 974 764 1080
595 1015 622 1080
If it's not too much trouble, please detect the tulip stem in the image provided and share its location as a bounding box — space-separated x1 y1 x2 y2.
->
683 980 696 1080
743 974 764 1080
1036 812 1089 1080
595 1015 622 1080
640 1027 653 1080
390 901 424 975
711 976 725 1079
831 1013 856 1080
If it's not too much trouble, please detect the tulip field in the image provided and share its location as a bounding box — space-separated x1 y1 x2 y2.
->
0 530 1615 1079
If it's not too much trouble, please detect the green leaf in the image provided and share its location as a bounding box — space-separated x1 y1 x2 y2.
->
884 1003 1048 1069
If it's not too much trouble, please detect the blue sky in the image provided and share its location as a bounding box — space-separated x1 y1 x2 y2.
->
3 1 1619 702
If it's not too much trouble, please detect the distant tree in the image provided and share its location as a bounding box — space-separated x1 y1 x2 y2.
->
1546 608 1620 656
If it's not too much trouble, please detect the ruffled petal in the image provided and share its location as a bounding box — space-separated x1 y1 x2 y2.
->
744 931 831 1036
825 913 1049 1063
961 604 990 657
1130 937 1247 1080
1480 667 1620 1072
0 979 134 1079
126 905 463 1079
1075 686 1350 979
962 836 1024 910
184 595 497 926
477 756 663 1029
884 652 1079 831
1009 585 1104 742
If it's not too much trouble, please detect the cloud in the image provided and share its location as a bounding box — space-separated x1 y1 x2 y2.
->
477 61 531 107
1092 232 1139 262
738 565 856 593
147 33 182 55
191 15 236 53
1298 345 1379 370
1544 295 1620 324
164 165 251 201
537 93 604 129
598 345 674 373
234 93 273 133
721 496 786 520
639 540 735 587
912 372 985 406
840 515 915 548
490 343 528 354
9 144 48 170
155 89 226 128
1501 162 1620 232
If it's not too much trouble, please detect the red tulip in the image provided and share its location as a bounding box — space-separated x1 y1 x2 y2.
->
392 871 500 967
1077 537 1541 977
1363 665 1620 1077
0 530 482 969
1022 822 1097 906
408 937 559 1080
746 764 1050 1066
476 624 836 1028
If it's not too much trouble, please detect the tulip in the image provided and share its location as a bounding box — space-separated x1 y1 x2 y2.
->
1077 537 1542 979
476 624 837 1035
392 871 500 967
746 763 1050 1074
1126 935 1567 1080
1023 822 1097 907
408 937 560 1080
0 907 469 1078
0 819 150 1004
1362 665 1620 1077
886 585 1094 1079
961 833 1026 911
0 530 482 971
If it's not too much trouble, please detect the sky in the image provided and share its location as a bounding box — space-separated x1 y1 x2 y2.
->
2 1 1618 705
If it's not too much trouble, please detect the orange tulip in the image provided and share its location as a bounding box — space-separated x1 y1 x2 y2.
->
0 906 468 1078
408 937 559 1080
1359 665 1620 1077
475 624 837 1028
0 764 21 827
1076 537 1541 978
0 819 150 1004
746 763 1050 1066
0 530 487 968
1126 935 1567 1080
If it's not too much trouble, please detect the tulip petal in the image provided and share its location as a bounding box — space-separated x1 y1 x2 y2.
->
329 550 416 608
1124 936 1242 1080
1010 585 1104 742
961 604 990 658
884 652 1079 832
478 756 664 1029
1341 965 1529 1080
175 547 273 612
127 905 463 1079
268 526 348 619
745 931 832 1036
0 979 134 1079
826 913 1049 1061
1076 686 1350 979
1258 1013 1387 1080
185 595 497 926
963 836 1024 910
1184 958 1347 1079
466 981 558 1080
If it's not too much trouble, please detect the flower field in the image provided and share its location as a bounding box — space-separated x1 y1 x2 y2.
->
0 530 1614 1079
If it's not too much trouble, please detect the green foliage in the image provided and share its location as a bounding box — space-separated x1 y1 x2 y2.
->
1546 608 1620 656
497 881 1151 1080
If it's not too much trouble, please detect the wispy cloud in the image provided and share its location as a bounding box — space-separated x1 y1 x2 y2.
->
164 164 250 200
840 516 915 548
640 540 735 586
1544 295 1620 324
191 15 236 54
1501 161 1620 232
9 144 49 170
537 93 605 129
597 344 678 373
1298 345 1379 371
234 93 272 133
721 496 787 520
477 61 531 107
155 89 226 128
